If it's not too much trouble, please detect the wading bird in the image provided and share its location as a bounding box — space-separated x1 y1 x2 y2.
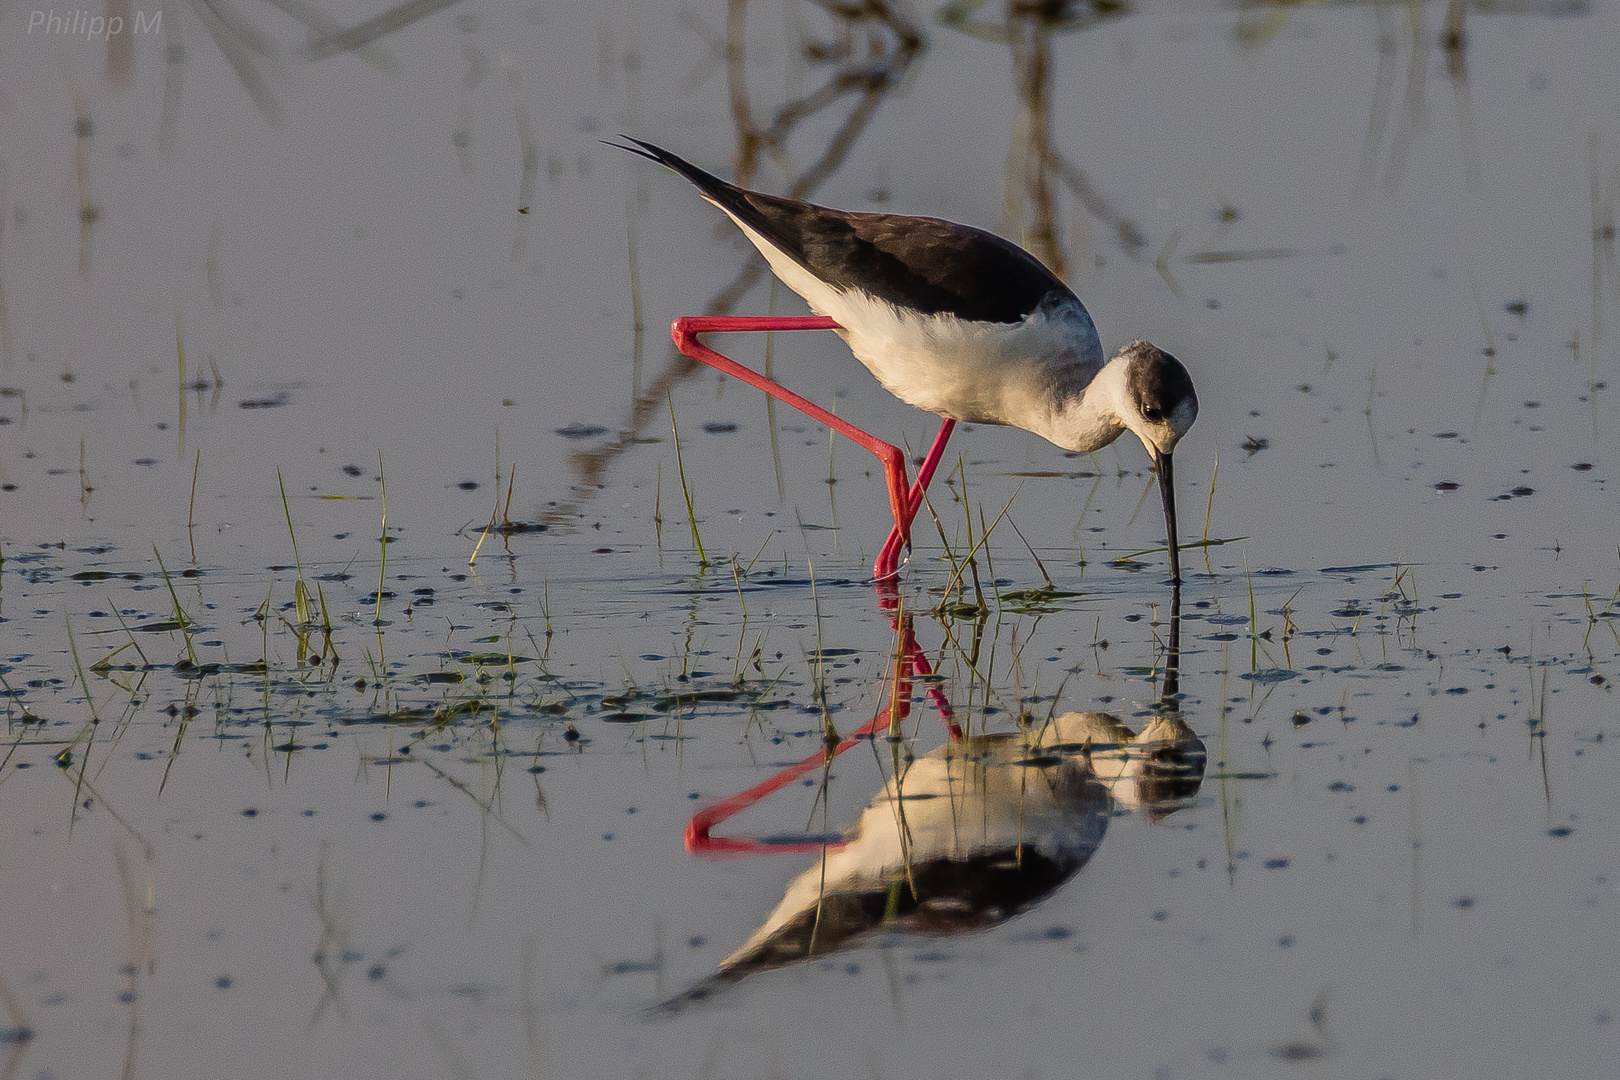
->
616 138 1197 583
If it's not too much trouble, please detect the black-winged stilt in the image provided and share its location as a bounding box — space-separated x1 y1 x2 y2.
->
615 138 1197 583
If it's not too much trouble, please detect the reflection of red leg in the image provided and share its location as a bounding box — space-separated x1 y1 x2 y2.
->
672 316 946 581
912 649 962 741
685 618 960 855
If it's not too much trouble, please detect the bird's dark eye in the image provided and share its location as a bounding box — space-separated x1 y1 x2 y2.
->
1144 408 1163 422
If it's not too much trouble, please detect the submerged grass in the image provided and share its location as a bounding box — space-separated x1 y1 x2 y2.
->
1003 513 1054 593
1247 556 1260 672
934 482 1019 618
188 449 201 563
277 469 317 632
175 315 186 459
668 393 707 566
1204 450 1219 536
150 546 198 667
468 435 502 567
107 605 152 668
375 451 389 627
64 616 100 725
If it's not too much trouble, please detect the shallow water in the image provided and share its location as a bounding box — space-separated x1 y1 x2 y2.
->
3 0 1619 1077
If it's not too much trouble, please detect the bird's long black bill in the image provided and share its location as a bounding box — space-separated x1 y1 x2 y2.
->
1155 450 1181 585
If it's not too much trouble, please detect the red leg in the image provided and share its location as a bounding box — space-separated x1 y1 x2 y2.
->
672 316 917 581
873 417 957 580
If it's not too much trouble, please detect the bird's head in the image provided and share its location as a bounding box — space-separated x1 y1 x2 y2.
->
1113 341 1197 583
1115 341 1198 457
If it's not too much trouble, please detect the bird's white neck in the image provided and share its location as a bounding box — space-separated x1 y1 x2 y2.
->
1041 355 1131 455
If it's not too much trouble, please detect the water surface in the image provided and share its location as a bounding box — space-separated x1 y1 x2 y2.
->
2 1 1618 1076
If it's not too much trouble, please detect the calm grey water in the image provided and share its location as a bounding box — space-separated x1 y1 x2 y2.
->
2 1 1618 1077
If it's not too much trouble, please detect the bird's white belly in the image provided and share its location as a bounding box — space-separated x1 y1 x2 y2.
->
835 295 1038 423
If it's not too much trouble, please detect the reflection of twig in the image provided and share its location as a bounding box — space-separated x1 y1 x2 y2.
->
1155 230 1182 297
108 0 133 85
1382 0 1429 193
65 76 98 279
1010 6 1063 276
187 0 283 122
1044 146 1146 255
1353 1 1397 198
201 0 277 55
307 0 464 61
676 8 727 95
508 55 538 265
114 843 158 1080
1592 131 1616 428
1441 1 1483 191
950 1 1143 265
160 1 185 151
727 0 923 196
0 166 13 369
310 845 350 1026
265 0 396 70
726 0 755 182
520 937 548 1077
1365 364 1381 469
414 753 531 844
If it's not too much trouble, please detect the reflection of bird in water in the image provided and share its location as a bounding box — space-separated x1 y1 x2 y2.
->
615 139 1197 582
656 710 1205 1012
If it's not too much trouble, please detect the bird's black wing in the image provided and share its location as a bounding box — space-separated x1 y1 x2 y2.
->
613 138 1076 325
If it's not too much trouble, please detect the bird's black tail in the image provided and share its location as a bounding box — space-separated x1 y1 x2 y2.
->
605 136 740 208
606 136 823 290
